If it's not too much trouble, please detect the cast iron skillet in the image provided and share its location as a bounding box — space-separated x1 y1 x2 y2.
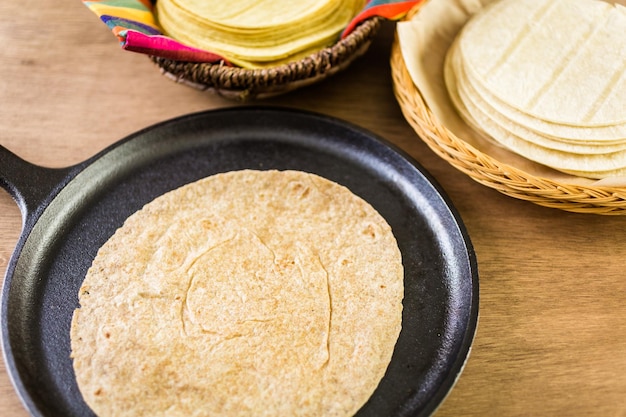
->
0 107 478 417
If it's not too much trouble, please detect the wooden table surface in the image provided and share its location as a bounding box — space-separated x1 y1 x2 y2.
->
2 1 626 416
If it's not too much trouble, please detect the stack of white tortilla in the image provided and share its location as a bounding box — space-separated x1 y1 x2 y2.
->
155 0 365 68
443 0 626 179
70 170 403 417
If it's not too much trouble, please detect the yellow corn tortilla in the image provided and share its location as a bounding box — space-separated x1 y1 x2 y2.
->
70 169 404 417
155 0 366 68
168 0 340 29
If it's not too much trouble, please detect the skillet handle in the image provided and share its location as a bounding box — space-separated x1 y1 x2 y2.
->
0 145 73 223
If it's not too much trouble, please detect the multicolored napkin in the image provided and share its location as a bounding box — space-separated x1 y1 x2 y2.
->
83 0 423 64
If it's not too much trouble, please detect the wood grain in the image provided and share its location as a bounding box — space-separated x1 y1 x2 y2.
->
1 1 626 416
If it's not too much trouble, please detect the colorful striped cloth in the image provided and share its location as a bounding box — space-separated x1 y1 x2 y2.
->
83 0 423 63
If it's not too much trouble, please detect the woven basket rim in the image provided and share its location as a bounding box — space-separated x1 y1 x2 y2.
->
390 27 626 214
151 16 382 95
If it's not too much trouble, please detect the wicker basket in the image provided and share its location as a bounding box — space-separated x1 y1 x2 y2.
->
150 17 382 100
390 12 626 215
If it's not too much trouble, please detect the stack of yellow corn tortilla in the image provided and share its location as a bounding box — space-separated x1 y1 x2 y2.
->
155 0 366 68
444 0 626 179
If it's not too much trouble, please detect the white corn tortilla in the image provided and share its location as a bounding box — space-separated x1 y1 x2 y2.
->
398 0 626 185
446 53 626 175
446 40 626 155
457 45 626 144
459 0 626 127
70 169 404 417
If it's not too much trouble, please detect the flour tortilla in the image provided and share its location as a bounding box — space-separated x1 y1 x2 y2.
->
70 169 404 417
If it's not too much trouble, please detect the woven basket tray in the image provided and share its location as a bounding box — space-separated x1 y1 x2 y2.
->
390 17 626 215
151 17 382 101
